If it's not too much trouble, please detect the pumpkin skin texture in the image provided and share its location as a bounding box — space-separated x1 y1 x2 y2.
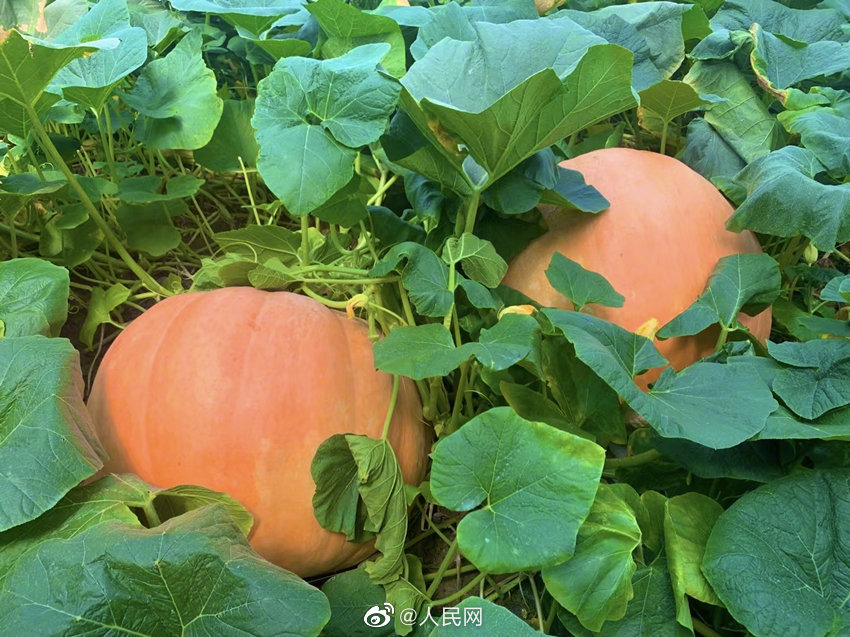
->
503 148 772 389
88 287 430 577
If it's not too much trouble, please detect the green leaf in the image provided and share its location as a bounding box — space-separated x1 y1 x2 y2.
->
711 0 847 42
758 404 850 440
543 310 778 448
193 99 260 171
749 25 850 96
115 200 185 257
545 252 625 311
214 225 301 263
703 469 850 637
117 174 204 203
652 436 786 483
563 2 693 91
310 174 372 226
679 117 746 184
121 30 223 149
0 30 95 137
430 407 605 573
542 484 642 631
308 0 406 78
0 258 69 337
311 434 409 584
0 0 45 29
49 0 148 111
664 493 722 629
0 506 331 635
322 567 394 637
540 336 624 444
253 43 400 215
638 79 718 135
726 146 850 251
79 282 130 348
658 254 780 338
0 336 103 531
821 273 850 304
128 0 183 47
370 242 453 317
431 597 539 636
169 0 302 35
538 165 610 212
385 555 428 636
401 20 636 185
768 340 850 419
777 88 850 176
443 233 507 288
684 61 783 163
467 313 539 371
373 324 469 380
0 473 254 586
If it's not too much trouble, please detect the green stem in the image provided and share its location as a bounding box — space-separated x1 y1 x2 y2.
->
299 215 310 266
299 285 349 308
239 156 261 225
714 325 731 352
26 105 171 297
604 449 662 470
529 576 545 633
423 564 479 581
543 599 560 634
381 375 400 439
425 538 459 599
430 572 487 607
693 618 723 637
141 500 162 527
460 189 482 236
659 121 669 156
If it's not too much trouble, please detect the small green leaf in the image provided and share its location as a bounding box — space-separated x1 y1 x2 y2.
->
79 282 129 348
768 340 850 419
0 337 103 531
431 407 605 573
431 597 539 636
638 79 718 135
542 484 642 631
703 469 850 637
115 200 185 257
545 252 625 311
821 273 850 304
443 233 507 288
121 30 223 149
538 165 610 212
214 225 301 263
658 253 780 338
322 567 394 637
370 242 453 317
0 506 331 635
117 174 204 203
0 258 69 337
373 324 469 380
466 313 539 371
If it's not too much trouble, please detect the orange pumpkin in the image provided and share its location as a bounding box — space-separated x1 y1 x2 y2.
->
503 148 772 389
88 287 431 577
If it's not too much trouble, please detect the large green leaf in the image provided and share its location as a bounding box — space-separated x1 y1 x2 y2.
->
563 2 693 91
0 30 94 136
711 0 848 42
121 30 223 149
727 146 850 251
401 20 636 185
658 253 780 338
0 506 331 635
778 88 850 176
430 407 605 573
0 474 253 586
49 0 148 111
311 434 408 584
322 567 394 637
308 0 406 78
169 0 303 35
703 469 850 637
430 597 538 635
194 99 260 171
664 493 722 628
0 258 69 337
544 310 778 448
684 61 783 163
0 336 103 532
542 484 642 631
253 43 400 215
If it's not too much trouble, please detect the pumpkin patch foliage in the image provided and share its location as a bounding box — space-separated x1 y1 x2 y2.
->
1 0 849 635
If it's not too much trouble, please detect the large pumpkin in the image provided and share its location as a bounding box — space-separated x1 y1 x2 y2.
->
503 148 772 388
88 287 431 577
